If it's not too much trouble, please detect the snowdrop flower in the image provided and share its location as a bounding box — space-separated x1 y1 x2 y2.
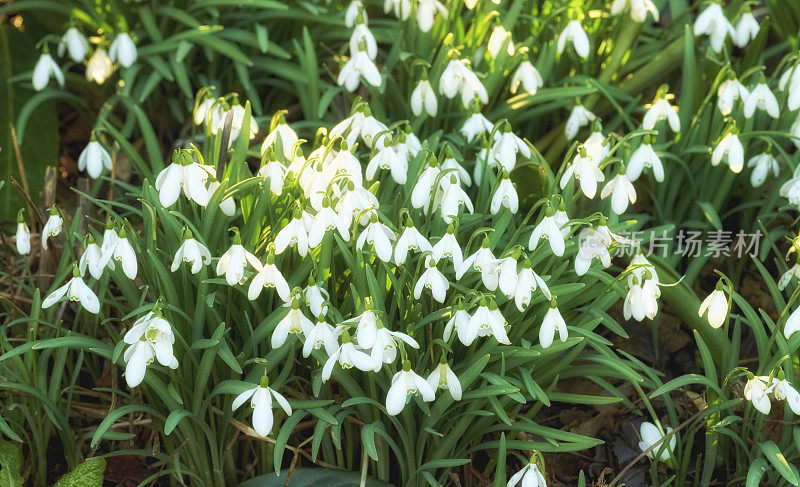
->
747 151 779 187
304 281 329 317
109 32 138 68
601 168 637 215
356 110 390 148
356 214 396 262
367 138 407 184
216 231 257 286
458 237 498 289
487 25 514 58
58 27 89 62
322 331 378 381
496 255 520 298
627 136 664 182
565 104 596 140
782 166 800 209
247 252 290 302
443 306 472 344
411 76 438 117
272 300 314 348
439 177 474 223
309 199 350 248
338 50 381 92
194 97 223 128
539 302 567 348
155 150 211 207
258 150 287 195
85 48 113 84
415 0 448 32
699 281 728 328
780 66 800 111
79 234 107 279
554 206 571 238
384 0 411 19
123 311 178 387
717 77 749 116
792 117 800 150
744 81 779 119
464 300 510 345
414 256 449 303
369 324 419 367
529 208 566 256
560 146 605 199
510 60 543 96
15 211 30 256
733 11 759 48
32 51 64 91
643 97 680 133
232 376 292 437
345 1 364 27
432 225 465 270
303 316 339 357
386 361 435 415
460 110 494 142
507 459 547 487
491 172 518 214
744 375 772 414
42 265 100 314
778 260 800 291
493 125 531 172
439 59 488 107
395 218 432 265
262 117 299 160
575 223 613 276
99 223 119 266
171 230 212 274
441 149 471 186
427 358 462 400
514 260 551 311
638 422 677 464
610 0 659 23
226 101 259 141
772 379 800 415
711 130 744 173
350 22 377 60
109 228 138 280
275 209 310 257
41 207 62 250
784 306 800 339
557 20 590 59
78 137 113 179
694 3 733 53
205 179 236 216
350 307 381 349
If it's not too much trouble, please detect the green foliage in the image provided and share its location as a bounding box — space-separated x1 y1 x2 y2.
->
0 440 22 487
53 458 106 487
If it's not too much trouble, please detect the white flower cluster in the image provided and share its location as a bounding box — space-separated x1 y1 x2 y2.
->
340 3 381 92
744 375 800 416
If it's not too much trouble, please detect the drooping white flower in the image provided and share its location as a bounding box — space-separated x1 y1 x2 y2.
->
386 362 436 415
643 98 680 133
441 149 472 186
784 306 800 339
733 12 759 48
275 210 310 257
356 214 396 262
575 224 614 276
699 283 728 328
492 125 531 172
262 119 299 160
443 306 472 344
384 0 411 19
601 170 637 215
779 261 800 291
782 165 800 210
780 66 800 111
560 146 605 199
15 211 30 256
743 82 779 119
246 252 290 302
303 316 339 357
123 311 178 387
78 138 113 179
529 209 566 256
367 138 407 185
206 179 236 216
491 172 519 214
717 77 749 116
711 131 744 173
539 303 567 348
610 0 659 23
460 111 494 142
514 260 551 311
458 238 498 289
304 282 329 317
487 25 514 58
85 48 113 84
463 300 510 345
58 27 89 62
427 359 462 400
510 60 543 96
368 325 419 367
171 232 211 274
272 300 314 348
338 50 382 92
638 422 677 464
345 1 364 27
414 256 449 303
32 52 64 91
309 200 351 248
747 151 779 187
394 218 432 265
415 0 448 32
411 78 438 117
216 233 257 286
41 208 62 250
322 331 378 380
507 460 547 487
693 3 733 53
565 105 596 140
350 23 378 60
557 20 590 59
432 225 465 270
627 137 664 182
350 308 381 350
744 376 772 414
772 379 800 415
109 228 138 280
79 234 108 279
109 32 138 68
42 265 100 314
231 378 292 437
792 116 800 150
438 59 488 107
439 177 474 223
